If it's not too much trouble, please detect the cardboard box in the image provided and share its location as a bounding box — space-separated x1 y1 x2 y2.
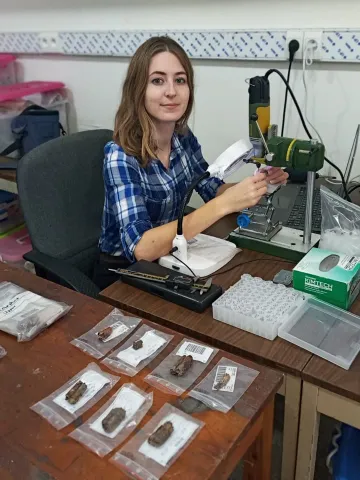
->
293 248 360 309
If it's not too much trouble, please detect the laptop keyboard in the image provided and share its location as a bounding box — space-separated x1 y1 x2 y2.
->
285 186 322 233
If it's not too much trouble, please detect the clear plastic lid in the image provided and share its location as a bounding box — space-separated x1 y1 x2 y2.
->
279 297 360 369
0 81 65 101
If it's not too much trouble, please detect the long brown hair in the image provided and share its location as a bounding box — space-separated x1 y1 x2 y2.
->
113 36 194 167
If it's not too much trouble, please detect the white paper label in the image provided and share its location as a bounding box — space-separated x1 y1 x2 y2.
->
53 370 110 414
116 331 166 367
0 291 62 323
90 387 145 439
139 413 199 467
339 255 360 271
212 366 237 393
0 291 38 319
97 321 129 343
176 341 213 363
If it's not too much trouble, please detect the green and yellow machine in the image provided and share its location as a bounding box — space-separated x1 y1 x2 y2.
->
248 75 325 171
228 73 326 261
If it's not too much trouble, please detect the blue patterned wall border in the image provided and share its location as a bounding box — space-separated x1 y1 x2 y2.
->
0 32 41 54
58 30 287 59
0 30 287 59
322 30 360 61
1 29 360 62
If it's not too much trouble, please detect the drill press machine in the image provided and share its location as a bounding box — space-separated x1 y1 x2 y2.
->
228 74 325 261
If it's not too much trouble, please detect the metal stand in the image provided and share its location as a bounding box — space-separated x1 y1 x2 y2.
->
231 117 321 260
230 176 320 261
238 193 282 241
303 171 315 245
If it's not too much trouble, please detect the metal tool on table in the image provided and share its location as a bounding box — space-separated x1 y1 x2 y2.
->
109 268 213 295
110 260 223 313
228 73 326 261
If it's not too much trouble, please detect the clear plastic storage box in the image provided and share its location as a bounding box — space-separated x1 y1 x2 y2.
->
278 297 360 369
0 81 68 157
212 274 307 340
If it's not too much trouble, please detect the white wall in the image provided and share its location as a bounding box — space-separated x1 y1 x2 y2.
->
1 0 360 206
2 0 360 30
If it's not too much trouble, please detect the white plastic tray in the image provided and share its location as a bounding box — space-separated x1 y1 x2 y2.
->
212 274 307 340
278 297 360 369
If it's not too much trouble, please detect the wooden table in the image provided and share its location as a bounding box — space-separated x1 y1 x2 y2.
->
100 246 312 480
0 263 282 480
295 294 360 480
0 156 17 194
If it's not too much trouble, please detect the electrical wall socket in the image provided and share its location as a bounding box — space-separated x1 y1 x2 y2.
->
303 30 323 61
38 32 62 53
286 30 304 60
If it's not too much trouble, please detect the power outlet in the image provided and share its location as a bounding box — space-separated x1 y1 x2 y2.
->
38 32 62 53
303 30 323 61
286 30 304 60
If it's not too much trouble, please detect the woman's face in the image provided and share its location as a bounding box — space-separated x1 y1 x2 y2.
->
145 51 190 126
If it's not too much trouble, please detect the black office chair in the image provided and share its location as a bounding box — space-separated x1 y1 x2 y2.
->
17 129 113 298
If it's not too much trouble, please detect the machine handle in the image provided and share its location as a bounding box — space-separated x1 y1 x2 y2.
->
250 113 271 156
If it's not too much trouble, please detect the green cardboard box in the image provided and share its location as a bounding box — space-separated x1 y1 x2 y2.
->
292 248 360 309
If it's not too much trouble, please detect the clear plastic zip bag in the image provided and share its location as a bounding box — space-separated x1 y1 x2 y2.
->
69 383 153 457
0 345 6 359
71 308 141 359
101 324 173 377
319 185 360 255
0 281 72 341
31 363 119 430
111 403 204 480
145 338 218 395
187 357 259 413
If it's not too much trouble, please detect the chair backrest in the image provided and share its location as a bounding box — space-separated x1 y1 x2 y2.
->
17 129 113 276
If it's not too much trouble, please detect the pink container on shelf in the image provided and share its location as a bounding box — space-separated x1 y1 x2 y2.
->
0 54 16 86
0 225 32 268
0 54 16 69
0 81 65 102
0 80 68 154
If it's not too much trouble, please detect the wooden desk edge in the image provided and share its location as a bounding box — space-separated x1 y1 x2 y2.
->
301 368 360 404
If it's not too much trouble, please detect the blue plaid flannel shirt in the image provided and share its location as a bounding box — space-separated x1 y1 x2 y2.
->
99 130 224 262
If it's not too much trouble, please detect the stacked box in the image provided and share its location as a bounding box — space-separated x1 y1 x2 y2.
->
293 248 360 310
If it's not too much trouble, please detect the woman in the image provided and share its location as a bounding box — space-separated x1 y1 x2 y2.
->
95 36 288 289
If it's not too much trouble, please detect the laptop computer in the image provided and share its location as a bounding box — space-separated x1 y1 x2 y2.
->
271 184 322 234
